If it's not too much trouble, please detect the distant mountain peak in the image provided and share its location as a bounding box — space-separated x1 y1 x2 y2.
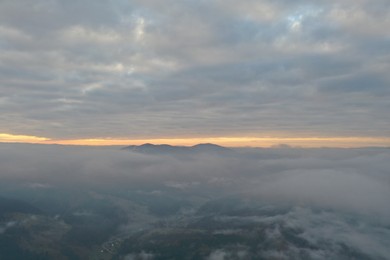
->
191 143 230 151
139 143 174 148
123 143 232 155
192 143 224 148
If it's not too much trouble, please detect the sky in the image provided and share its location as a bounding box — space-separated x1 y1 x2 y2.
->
0 0 389 147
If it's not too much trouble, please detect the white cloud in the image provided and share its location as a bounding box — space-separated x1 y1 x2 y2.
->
124 251 154 260
0 221 17 234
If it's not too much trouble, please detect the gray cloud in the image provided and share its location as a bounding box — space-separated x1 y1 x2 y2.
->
0 0 389 139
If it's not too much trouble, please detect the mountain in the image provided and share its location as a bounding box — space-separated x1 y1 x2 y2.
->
122 143 233 155
123 143 188 154
191 143 231 153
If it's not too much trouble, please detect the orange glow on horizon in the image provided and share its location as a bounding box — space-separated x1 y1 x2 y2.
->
0 133 50 143
1 133 390 148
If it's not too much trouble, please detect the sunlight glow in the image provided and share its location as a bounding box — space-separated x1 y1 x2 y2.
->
1 133 389 148
0 133 50 143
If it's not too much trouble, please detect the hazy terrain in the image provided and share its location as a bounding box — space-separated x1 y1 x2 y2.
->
0 143 389 259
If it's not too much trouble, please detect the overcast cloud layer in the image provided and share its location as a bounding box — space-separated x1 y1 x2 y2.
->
0 0 389 139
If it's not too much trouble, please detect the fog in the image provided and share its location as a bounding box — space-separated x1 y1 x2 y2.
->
1 144 389 216
0 143 389 259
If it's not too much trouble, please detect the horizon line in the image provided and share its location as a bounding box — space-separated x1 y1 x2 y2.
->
1 142 389 150
1 133 390 148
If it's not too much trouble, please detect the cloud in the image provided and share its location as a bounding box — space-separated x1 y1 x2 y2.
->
0 144 390 257
253 169 390 219
1 144 389 217
124 251 154 260
259 207 390 259
0 221 17 234
0 0 389 139
207 249 228 260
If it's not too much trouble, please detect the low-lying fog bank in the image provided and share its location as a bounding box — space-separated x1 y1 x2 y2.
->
0 143 389 259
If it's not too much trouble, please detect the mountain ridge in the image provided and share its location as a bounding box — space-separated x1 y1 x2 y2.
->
122 143 233 155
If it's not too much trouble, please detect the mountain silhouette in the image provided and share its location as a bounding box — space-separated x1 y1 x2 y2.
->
123 143 233 155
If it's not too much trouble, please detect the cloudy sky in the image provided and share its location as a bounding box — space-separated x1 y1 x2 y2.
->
0 0 389 146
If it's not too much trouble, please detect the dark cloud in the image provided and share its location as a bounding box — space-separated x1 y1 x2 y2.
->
0 0 389 139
